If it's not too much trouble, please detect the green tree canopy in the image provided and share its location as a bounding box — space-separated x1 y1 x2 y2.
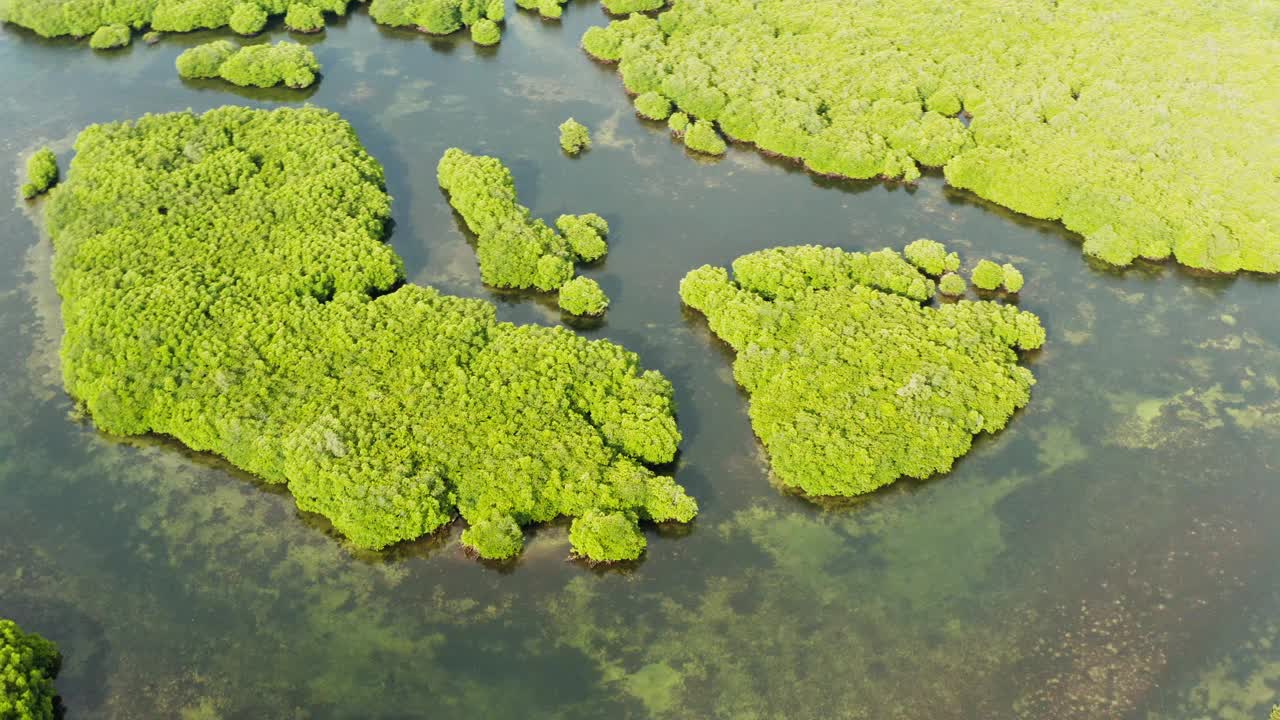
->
680 244 1043 497
45 107 694 562
0 619 61 720
580 0 1280 273
21 147 58 199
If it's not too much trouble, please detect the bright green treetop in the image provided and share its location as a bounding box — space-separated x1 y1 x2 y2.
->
903 238 959 276
21 147 58 199
44 107 694 561
178 40 319 89
0 619 62 720
437 148 610 298
285 3 324 31
970 259 1005 291
558 276 610 316
580 0 1280 274
88 22 130 48
680 244 1043 497
228 1 267 33
559 118 591 155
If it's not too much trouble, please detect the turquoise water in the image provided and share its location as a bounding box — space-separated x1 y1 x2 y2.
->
1 6 1278 718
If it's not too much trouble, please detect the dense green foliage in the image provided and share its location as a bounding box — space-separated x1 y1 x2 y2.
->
634 91 671 121
568 510 647 561
368 0 503 43
177 40 319 88
437 148 610 300
903 238 959 276
88 22 131 47
680 244 1043 496
45 107 694 561
559 118 590 155
600 0 661 16
1002 263 1024 293
515 0 565 20
667 110 689 135
971 259 1005 291
581 0 1280 273
558 276 609 316
175 39 236 77
469 16 498 44
0 619 61 720
938 272 966 297
228 1 266 33
219 41 318 87
0 0 508 46
20 148 57 199
682 119 725 155
555 212 608 262
284 2 322 31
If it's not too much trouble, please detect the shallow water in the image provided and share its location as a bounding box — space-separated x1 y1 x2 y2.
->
1 6 1278 718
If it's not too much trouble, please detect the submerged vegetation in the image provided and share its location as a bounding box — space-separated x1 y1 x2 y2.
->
0 619 61 720
681 244 1043 496
581 0 1280 273
21 148 58 199
176 40 320 88
437 148 613 313
558 118 590 155
44 106 694 561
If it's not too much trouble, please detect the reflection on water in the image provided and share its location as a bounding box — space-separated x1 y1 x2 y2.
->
1 6 1278 719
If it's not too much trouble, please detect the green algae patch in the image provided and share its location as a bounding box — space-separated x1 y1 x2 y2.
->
582 0 1280 274
680 244 1043 497
0 619 62 720
21 147 58 199
177 40 319 89
437 148 613 308
44 106 694 561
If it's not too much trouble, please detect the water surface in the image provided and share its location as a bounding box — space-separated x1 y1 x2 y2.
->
1 6 1278 718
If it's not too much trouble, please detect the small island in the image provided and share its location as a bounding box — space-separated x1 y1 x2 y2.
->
681 243 1044 497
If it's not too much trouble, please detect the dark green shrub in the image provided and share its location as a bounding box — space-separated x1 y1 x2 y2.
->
228 1 267 33
44 107 694 560
559 118 590 155
21 147 58 199
558 276 609 316
88 22 131 48
680 244 1043 497
284 2 323 31
0 618 62 720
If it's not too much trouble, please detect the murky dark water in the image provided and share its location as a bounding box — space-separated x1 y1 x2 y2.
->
2 5 1278 718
